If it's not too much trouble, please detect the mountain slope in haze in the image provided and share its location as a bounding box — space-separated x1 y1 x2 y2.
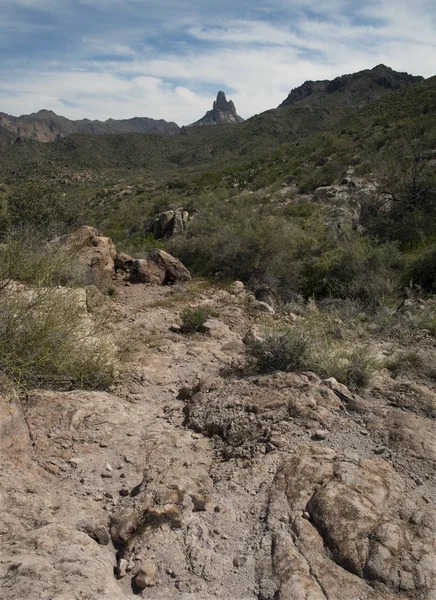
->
0 110 180 142
189 91 245 127
0 65 428 174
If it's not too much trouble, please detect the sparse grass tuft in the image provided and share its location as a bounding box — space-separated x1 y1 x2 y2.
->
244 322 312 374
384 349 426 377
179 306 214 334
245 318 379 389
323 347 380 389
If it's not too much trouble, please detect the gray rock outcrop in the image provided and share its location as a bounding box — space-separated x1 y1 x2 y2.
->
189 91 245 127
145 208 189 239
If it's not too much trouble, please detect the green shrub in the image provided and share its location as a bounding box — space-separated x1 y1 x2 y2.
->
409 246 436 292
245 323 312 373
245 319 378 388
5 182 88 237
0 231 79 288
328 347 380 389
179 306 213 334
170 198 317 301
302 237 403 309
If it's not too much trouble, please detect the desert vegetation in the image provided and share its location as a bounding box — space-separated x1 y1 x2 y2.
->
0 66 436 391
2 65 436 600
0 227 118 390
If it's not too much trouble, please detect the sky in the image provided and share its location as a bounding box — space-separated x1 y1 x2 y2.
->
1 0 436 125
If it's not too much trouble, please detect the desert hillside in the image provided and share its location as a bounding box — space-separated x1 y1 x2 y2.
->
1 64 436 599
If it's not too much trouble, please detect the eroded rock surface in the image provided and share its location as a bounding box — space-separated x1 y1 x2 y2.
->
1 283 435 599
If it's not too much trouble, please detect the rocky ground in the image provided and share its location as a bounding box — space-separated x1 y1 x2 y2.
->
1 275 436 600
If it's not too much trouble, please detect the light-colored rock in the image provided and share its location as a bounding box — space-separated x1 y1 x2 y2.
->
229 280 245 296
1 282 436 600
159 210 175 237
148 249 191 283
251 300 275 314
130 258 166 284
114 252 134 273
49 226 116 285
135 561 158 588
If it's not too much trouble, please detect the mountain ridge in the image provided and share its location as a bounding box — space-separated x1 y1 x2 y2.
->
0 65 422 144
280 64 423 107
0 110 180 142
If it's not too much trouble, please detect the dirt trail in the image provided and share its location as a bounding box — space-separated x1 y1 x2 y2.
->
1 281 435 599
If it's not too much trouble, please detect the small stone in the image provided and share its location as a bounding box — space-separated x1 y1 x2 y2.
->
233 556 247 568
101 472 113 478
99 442 108 448
265 442 277 453
105 462 113 471
269 437 285 448
119 488 129 497
104 492 113 499
303 511 311 520
123 455 134 464
312 429 328 441
374 446 386 455
135 561 158 589
117 558 128 579
229 281 245 296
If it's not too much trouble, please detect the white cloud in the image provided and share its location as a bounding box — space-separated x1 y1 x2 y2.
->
1 0 436 124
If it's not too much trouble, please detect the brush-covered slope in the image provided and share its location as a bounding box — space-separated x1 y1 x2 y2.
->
0 65 428 175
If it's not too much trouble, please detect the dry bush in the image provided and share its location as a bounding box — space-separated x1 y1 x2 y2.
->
0 287 118 389
245 322 313 374
0 232 118 389
0 231 85 288
245 318 379 389
179 306 215 334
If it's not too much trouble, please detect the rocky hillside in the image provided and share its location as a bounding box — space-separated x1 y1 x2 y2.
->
0 110 180 142
1 227 436 599
280 64 423 107
189 91 244 127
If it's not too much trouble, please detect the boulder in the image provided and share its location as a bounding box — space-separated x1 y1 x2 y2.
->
130 259 166 285
148 249 191 283
114 250 190 285
145 208 189 239
172 209 185 235
135 561 157 588
114 252 134 273
159 210 175 238
49 226 116 284
229 281 245 296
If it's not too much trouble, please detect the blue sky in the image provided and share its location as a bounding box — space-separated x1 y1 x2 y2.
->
1 0 436 124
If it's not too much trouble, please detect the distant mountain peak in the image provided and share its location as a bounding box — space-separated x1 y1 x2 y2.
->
189 91 244 127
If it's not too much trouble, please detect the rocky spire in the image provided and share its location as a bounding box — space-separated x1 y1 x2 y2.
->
189 91 244 127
